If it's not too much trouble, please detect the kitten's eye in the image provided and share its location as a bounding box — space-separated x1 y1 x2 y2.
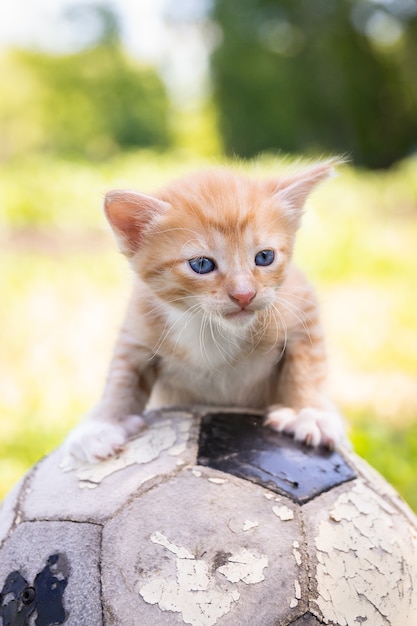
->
188 257 216 274
255 250 275 267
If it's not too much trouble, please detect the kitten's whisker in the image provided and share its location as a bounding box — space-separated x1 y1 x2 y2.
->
252 306 282 358
198 312 205 366
213 315 246 366
151 302 201 357
269 303 288 362
142 295 200 319
209 316 232 365
276 290 317 308
276 296 309 328
276 297 313 347
241 313 267 358
167 304 203 367
200 312 214 370
216 323 241 351
214 319 248 364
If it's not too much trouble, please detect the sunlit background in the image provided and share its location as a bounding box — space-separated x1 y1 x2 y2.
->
1 0 417 509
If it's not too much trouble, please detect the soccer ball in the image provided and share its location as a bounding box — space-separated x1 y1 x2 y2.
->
1 408 417 625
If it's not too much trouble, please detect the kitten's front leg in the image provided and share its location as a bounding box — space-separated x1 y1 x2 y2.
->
265 332 346 448
62 415 145 467
62 332 157 467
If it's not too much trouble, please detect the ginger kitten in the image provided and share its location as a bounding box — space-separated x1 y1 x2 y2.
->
65 161 346 464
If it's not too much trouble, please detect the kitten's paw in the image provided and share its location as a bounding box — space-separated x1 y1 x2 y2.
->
265 406 346 448
61 415 146 469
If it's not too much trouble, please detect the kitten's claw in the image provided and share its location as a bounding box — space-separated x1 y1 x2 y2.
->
265 406 346 448
61 414 146 469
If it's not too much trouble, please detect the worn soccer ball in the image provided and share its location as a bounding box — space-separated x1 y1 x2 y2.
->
1 408 417 626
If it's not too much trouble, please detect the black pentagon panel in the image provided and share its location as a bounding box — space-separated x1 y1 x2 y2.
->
197 413 356 503
0 554 68 626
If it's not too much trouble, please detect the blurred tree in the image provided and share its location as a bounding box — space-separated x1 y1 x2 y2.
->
210 0 417 168
0 4 171 160
63 2 122 48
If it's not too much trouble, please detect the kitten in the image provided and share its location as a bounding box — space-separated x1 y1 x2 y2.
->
64 161 346 465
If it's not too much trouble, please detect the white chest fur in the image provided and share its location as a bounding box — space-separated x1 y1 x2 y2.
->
149 308 280 408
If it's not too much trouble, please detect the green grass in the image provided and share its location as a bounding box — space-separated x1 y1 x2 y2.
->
1 150 417 510
351 416 417 512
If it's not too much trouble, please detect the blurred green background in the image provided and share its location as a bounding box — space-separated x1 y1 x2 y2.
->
1 1 417 510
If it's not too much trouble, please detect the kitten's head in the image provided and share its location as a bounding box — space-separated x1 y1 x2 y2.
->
104 162 337 328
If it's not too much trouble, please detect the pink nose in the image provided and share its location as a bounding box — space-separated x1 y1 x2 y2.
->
229 290 257 308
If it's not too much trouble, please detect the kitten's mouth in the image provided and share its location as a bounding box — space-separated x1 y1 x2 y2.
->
224 308 255 322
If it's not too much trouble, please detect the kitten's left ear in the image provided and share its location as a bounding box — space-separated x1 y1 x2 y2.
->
273 159 341 229
104 190 171 257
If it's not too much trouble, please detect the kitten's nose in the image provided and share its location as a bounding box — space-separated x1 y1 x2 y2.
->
229 290 257 308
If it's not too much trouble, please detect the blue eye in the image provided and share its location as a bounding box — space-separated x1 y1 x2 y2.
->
189 257 216 274
255 250 275 266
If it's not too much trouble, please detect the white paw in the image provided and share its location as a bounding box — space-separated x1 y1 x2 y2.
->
61 415 145 469
265 406 346 448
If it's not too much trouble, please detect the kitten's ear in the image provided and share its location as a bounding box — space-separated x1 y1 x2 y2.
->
104 190 171 256
273 159 340 229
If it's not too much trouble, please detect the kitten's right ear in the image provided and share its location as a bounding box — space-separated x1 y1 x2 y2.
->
272 158 343 230
104 190 171 256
